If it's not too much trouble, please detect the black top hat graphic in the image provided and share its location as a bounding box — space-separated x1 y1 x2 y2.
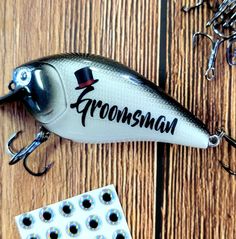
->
74 67 98 89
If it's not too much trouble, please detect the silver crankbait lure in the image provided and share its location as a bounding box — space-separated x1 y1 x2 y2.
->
1 53 235 176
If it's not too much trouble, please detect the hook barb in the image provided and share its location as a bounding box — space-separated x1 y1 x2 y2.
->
7 127 52 177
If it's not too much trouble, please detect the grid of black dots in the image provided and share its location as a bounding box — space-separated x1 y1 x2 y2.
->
19 189 129 239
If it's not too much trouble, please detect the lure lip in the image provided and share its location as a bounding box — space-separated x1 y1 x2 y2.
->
0 87 27 106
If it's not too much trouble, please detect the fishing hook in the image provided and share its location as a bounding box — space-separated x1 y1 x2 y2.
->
209 129 236 176
193 32 226 80
7 127 53 177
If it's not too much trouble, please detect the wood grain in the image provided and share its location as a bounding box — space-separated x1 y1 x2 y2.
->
161 1 236 239
0 0 159 238
1 0 235 239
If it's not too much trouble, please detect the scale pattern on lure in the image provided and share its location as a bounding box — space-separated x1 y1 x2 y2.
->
183 0 236 80
0 53 235 176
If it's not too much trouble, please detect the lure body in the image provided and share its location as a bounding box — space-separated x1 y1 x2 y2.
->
11 53 210 148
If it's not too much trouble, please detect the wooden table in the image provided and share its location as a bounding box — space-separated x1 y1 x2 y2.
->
0 1 235 238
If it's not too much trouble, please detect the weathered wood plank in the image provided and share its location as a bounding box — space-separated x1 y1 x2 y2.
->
162 1 236 238
0 0 160 238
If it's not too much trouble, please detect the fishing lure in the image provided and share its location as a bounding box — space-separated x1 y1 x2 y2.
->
1 53 235 176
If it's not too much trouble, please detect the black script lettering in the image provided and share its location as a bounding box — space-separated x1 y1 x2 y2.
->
131 110 142 127
139 112 155 129
116 107 132 125
154 115 167 133
108 105 118 121
70 85 179 135
165 118 178 135
90 100 103 117
70 86 94 127
100 103 110 119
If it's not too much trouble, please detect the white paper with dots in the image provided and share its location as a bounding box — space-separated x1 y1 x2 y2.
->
15 185 132 239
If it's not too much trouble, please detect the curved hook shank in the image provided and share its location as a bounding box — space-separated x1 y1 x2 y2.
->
23 159 54 177
192 32 214 48
7 131 23 157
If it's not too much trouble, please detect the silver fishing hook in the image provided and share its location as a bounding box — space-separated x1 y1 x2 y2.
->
209 129 236 176
7 127 53 177
193 32 226 80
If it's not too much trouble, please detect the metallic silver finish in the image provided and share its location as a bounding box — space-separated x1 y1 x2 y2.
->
7 127 53 176
183 0 236 79
0 53 235 176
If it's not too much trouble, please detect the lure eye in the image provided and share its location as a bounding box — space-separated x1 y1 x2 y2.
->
112 230 128 239
60 201 74 217
86 215 101 231
19 214 34 229
66 222 81 237
46 227 61 239
106 209 121 225
27 234 40 239
39 207 54 223
99 189 114 205
79 195 94 210
14 67 32 86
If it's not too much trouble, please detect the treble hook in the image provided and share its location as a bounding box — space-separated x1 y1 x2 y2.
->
193 32 226 80
209 129 236 176
7 127 53 177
